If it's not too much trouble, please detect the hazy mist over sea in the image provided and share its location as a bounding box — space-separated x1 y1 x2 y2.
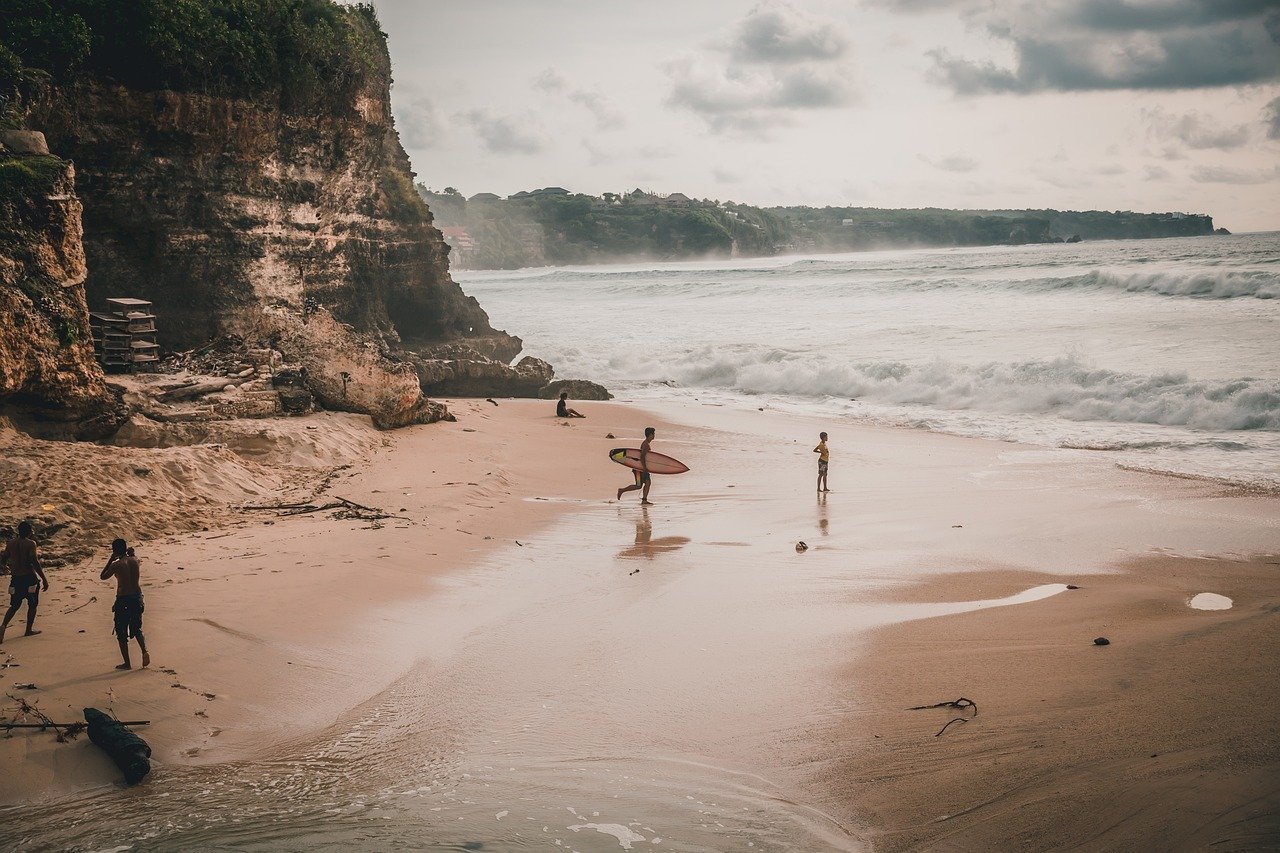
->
461 233 1280 488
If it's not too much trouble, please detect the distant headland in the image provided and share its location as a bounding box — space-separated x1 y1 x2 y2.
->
418 186 1228 270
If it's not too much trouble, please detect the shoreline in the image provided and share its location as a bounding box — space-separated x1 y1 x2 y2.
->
1 397 1277 850
0 400 673 804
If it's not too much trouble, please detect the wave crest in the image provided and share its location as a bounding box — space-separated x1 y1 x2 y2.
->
669 355 1280 431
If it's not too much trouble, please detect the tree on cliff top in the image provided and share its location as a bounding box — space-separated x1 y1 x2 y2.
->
0 0 383 113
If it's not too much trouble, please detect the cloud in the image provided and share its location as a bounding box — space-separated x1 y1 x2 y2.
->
1143 164 1171 180
568 89 626 130
665 2 856 137
533 68 569 94
920 153 979 172
395 95 444 149
730 1 850 63
1266 95 1280 140
923 2 1280 95
535 67 627 130
1143 107 1253 150
460 110 546 155
1190 164 1280 184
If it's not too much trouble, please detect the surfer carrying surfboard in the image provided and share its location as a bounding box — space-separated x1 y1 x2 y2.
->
617 427 657 505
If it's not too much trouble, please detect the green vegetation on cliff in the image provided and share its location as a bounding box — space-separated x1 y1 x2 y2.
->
0 0 382 112
0 152 64 218
421 187 1221 269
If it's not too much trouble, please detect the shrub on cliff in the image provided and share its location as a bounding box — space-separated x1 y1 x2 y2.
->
0 152 65 221
0 0 383 113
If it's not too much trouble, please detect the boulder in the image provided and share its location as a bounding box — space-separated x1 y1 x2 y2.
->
539 378 612 401
0 130 50 155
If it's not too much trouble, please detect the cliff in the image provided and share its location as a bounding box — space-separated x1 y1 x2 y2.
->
426 188 1222 269
3 2 579 429
0 131 118 437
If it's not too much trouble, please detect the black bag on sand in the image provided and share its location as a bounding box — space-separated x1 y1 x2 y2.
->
84 707 152 785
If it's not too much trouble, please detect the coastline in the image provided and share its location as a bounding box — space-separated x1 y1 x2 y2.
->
0 398 1276 850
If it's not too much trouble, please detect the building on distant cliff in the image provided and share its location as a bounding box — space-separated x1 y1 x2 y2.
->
469 192 501 203
440 226 477 268
663 192 692 207
529 187 570 198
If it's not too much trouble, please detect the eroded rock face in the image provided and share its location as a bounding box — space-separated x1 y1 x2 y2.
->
0 153 119 438
539 378 613 401
17 24 556 426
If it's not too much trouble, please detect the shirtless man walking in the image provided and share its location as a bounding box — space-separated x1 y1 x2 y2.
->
101 539 149 669
617 426 657 505
1 521 49 643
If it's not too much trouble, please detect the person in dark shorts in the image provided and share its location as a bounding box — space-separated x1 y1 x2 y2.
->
556 392 585 418
101 538 150 670
616 427 656 505
1 521 49 643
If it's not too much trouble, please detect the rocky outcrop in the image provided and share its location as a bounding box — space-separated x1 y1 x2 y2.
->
539 378 613 401
13 10 576 428
0 141 119 438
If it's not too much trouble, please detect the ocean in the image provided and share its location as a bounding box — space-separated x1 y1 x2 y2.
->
458 232 1280 489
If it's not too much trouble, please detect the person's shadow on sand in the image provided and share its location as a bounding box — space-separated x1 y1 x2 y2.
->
616 506 691 561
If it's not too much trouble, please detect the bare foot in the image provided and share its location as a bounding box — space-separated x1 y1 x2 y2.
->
616 488 625 501
0 624 7 644
142 651 151 668
641 500 654 505
24 629 41 637
115 663 131 670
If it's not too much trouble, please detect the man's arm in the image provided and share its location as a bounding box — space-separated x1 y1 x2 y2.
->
639 441 650 472
31 549 48 590
100 554 118 581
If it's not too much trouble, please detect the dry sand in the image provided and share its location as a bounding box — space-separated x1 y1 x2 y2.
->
0 397 1277 851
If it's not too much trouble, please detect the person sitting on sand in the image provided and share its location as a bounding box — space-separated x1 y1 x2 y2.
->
1 521 49 643
617 427 656 505
556 392 586 418
814 431 830 493
101 538 149 670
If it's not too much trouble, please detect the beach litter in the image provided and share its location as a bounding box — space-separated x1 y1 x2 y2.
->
795 541 808 553
1093 637 1110 646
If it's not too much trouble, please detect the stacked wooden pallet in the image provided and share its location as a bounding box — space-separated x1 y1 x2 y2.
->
90 298 159 372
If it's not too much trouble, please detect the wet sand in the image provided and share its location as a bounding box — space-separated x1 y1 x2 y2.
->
822 555 1280 851
1 400 1277 850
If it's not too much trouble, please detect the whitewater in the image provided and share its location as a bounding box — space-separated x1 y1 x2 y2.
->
458 232 1280 488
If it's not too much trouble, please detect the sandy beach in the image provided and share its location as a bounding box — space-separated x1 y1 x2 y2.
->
1 399 1277 850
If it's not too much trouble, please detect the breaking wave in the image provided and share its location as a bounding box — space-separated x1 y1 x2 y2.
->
666 354 1280 431
1050 269 1280 299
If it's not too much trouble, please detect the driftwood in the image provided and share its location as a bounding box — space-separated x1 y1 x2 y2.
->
62 595 97 614
3 720 148 729
907 697 978 738
85 707 152 785
5 693 82 742
241 496 406 521
907 697 978 716
158 379 240 403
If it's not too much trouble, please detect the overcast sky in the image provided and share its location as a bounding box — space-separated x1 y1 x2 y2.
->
372 0 1280 232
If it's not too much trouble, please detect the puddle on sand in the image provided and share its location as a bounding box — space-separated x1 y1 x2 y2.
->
870 583 1071 627
1188 592 1233 610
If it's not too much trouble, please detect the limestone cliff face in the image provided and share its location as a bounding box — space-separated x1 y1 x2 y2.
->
19 30 527 425
0 140 117 437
